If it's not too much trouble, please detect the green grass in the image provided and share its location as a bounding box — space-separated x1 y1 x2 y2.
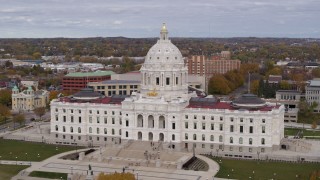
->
209 156 319 180
284 128 320 136
29 171 67 180
0 139 80 161
0 164 29 180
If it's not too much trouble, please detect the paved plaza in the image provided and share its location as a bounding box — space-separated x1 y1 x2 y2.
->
2 122 320 179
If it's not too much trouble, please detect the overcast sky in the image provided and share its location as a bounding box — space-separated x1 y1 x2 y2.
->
0 0 319 38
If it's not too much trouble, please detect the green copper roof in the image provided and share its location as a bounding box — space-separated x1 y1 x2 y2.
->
65 71 115 77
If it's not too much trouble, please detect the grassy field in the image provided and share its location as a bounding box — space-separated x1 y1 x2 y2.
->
0 139 80 161
284 128 320 136
29 171 67 180
209 156 319 180
0 165 29 180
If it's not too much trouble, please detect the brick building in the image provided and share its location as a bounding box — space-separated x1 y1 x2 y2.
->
62 71 114 91
187 54 241 91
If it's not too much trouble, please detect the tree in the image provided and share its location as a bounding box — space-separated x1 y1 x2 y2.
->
0 89 12 106
279 80 291 90
250 80 260 95
0 104 11 124
34 107 46 121
311 121 318 133
12 113 25 129
208 75 231 95
97 172 135 180
312 67 320 78
32 52 42 60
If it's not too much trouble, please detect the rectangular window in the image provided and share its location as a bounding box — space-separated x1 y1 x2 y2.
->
79 117 81 123
250 118 253 123
185 115 188 119
71 109 73 113
97 110 99 114
194 115 197 119
185 122 188 129
112 111 115 115
89 110 92 114
55 115 58 121
194 122 197 129
211 123 214 130
230 117 234 122
202 123 206 130
104 111 107 115
126 120 129 127
71 116 74 123
166 77 170 85
211 116 214 120
262 119 266 123
202 116 205 120
97 117 100 124
240 118 243 122
220 117 223 121
262 126 265 133
104 117 107 124
250 126 253 133
156 77 160 85
230 125 234 132
112 118 115 124
172 122 176 130
176 77 178 85
219 124 223 131
63 116 66 122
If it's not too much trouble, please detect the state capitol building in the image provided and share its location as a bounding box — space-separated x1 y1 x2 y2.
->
50 24 284 155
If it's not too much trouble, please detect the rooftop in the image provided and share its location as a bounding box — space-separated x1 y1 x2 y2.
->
65 71 115 77
308 79 320 87
89 80 141 85
58 95 129 105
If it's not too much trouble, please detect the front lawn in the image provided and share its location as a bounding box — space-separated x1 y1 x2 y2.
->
284 128 320 136
0 139 80 161
29 171 67 180
0 164 29 180
207 156 319 180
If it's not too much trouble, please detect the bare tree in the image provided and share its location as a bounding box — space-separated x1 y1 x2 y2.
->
33 107 46 121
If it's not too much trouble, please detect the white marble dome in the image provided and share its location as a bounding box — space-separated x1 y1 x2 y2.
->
144 23 184 65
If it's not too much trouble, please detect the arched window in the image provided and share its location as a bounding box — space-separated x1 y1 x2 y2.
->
159 115 165 129
230 137 233 143
70 127 73 133
112 128 115 135
89 127 92 133
202 134 205 141
219 135 223 142
104 128 107 134
137 115 143 127
63 126 66 132
97 128 100 134
210 135 214 141
261 138 265 145
249 138 253 145
78 127 81 133
239 137 243 144
55 125 58 131
193 134 197 140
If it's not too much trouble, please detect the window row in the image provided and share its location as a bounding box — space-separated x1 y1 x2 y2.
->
184 134 266 145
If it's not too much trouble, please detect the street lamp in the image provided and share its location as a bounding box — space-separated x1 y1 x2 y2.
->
274 173 277 180
136 172 139 180
71 166 73 175
253 170 255 179
15 156 18 165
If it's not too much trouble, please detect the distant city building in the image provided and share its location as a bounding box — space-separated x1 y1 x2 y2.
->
88 80 140 96
20 80 39 90
12 86 49 112
268 75 282 84
305 79 320 112
275 90 302 122
51 24 284 155
62 71 114 91
187 54 241 92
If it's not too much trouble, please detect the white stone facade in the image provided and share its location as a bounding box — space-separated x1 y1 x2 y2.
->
50 24 284 155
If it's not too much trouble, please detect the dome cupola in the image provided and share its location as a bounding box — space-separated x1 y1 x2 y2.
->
140 23 188 99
